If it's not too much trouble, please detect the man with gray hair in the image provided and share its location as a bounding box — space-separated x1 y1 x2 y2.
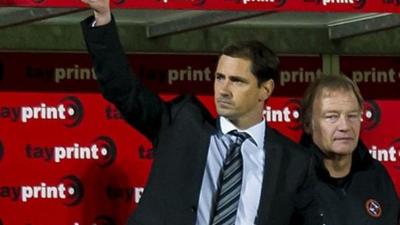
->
300 75 399 225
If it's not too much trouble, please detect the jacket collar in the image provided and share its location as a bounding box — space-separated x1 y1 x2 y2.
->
300 132 373 186
218 116 266 149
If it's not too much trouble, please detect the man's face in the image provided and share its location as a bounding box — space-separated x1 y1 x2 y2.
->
214 55 271 126
310 89 361 157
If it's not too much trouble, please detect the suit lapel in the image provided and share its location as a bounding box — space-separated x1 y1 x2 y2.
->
256 127 284 225
189 118 218 206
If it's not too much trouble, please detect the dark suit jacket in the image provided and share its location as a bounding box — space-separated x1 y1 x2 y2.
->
81 16 315 225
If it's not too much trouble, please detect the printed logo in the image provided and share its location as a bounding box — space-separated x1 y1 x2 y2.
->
25 136 117 167
167 66 212 85
369 142 398 163
59 175 84 206
0 96 84 128
27 64 96 83
157 0 207 6
365 199 382 218
362 100 381 131
264 99 301 129
59 96 84 128
351 67 397 84
0 96 84 127
279 68 322 87
0 141 3 161
92 136 117 168
304 0 366 9
54 65 96 84
0 175 84 205
282 99 302 130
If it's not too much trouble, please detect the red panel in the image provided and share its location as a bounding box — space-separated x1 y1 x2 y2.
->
359 100 400 195
1 52 399 225
340 56 400 99
1 0 400 13
0 92 152 225
0 52 321 96
340 55 400 194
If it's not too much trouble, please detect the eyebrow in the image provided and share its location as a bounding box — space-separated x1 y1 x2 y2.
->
229 75 247 82
215 72 248 81
323 110 361 114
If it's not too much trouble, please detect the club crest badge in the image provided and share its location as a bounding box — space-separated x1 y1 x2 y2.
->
365 199 382 218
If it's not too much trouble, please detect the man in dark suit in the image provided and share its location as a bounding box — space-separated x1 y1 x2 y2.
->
80 1 315 225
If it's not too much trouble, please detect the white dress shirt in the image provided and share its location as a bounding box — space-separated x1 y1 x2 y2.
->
196 116 266 225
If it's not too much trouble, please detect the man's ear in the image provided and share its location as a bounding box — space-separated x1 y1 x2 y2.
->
259 79 274 102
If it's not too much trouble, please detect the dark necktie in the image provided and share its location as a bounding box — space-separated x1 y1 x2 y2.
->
210 131 250 225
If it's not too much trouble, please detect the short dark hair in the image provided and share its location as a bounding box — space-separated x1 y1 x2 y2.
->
301 75 364 132
222 40 279 86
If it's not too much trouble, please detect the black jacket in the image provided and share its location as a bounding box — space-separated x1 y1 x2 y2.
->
81 16 316 225
300 133 400 225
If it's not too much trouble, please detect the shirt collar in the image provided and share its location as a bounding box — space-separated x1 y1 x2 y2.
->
219 116 265 148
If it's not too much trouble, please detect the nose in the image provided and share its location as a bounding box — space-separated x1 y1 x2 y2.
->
217 80 231 97
337 116 350 131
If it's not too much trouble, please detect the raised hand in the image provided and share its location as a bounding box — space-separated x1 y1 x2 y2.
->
81 0 111 26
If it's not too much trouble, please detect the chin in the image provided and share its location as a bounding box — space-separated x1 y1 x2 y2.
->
217 108 232 117
331 147 355 156
219 113 233 120
333 141 357 152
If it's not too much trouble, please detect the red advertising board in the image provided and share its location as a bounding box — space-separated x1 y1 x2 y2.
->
340 56 400 99
340 55 400 193
0 52 320 96
360 99 400 193
1 52 399 225
0 52 316 225
0 92 152 225
2 0 400 13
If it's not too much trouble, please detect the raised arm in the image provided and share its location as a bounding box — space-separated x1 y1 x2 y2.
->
81 0 165 142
